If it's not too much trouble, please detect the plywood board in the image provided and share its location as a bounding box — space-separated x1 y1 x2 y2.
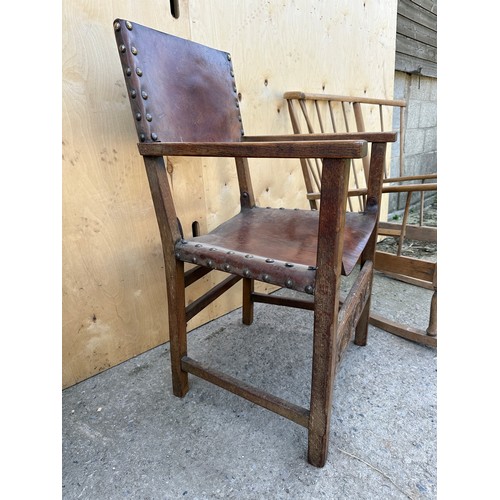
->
62 0 201 387
189 0 398 216
62 0 398 387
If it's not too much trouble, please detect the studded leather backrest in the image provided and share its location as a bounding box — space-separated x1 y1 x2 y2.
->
113 19 243 143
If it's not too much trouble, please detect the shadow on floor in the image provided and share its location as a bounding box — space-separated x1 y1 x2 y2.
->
62 274 436 499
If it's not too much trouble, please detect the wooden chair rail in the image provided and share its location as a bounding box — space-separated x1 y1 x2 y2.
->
185 275 241 322
283 91 407 108
384 173 436 183
351 182 437 196
139 139 370 159
378 222 436 242
306 182 437 202
181 356 311 427
243 132 398 143
184 265 212 287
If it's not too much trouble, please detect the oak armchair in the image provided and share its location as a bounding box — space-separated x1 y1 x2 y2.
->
114 19 396 467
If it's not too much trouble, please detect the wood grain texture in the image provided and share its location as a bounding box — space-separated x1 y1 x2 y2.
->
395 0 437 77
62 0 398 387
139 140 368 158
62 0 203 388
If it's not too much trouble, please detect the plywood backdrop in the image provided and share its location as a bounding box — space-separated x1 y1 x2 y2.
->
62 0 398 388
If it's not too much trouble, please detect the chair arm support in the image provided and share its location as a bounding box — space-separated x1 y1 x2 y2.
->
347 183 438 197
383 173 437 183
138 140 368 159
243 131 397 143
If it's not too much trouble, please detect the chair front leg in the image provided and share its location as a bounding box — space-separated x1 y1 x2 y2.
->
308 157 350 467
166 257 189 397
308 302 339 467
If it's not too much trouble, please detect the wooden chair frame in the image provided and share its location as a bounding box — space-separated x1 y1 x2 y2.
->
284 92 437 347
114 19 397 467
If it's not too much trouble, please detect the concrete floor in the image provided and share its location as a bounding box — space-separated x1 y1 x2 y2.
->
62 271 437 499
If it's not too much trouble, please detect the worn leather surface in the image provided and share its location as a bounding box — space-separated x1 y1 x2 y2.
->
114 19 243 143
114 20 378 294
175 207 377 294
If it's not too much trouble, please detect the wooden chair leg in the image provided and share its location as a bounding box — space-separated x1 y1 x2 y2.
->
354 295 371 346
426 289 437 337
242 277 254 325
426 264 437 337
308 299 338 467
166 259 189 397
397 190 413 256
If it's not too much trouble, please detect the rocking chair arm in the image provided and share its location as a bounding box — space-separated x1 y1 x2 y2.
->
243 131 398 144
138 139 368 159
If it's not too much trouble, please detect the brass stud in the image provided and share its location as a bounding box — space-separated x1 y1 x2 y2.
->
141 90 148 100
151 132 158 141
125 21 133 30
244 254 253 259
130 89 137 98
131 46 138 55
114 21 121 31
263 274 270 282
175 252 181 259
285 279 293 288
223 264 231 272
181 239 188 245
119 44 126 53
285 263 294 268
307 266 317 271
136 68 143 77
146 113 152 122
243 270 251 278
195 244 203 248
265 258 274 263
227 251 235 255
230 70 234 77
233 85 237 92
305 285 314 294
135 112 142 121
209 247 216 251
139 133 146 142
126 67 132 76
192 257 198 264
227 53 231 61
207 260 214 268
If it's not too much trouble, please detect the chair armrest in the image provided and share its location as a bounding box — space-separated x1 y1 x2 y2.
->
138 140 368 159
383 173 437 183
283 91 407 108
243 131 398 143
348 183 438 197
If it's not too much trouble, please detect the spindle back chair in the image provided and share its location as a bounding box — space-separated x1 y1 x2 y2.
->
284 91 437 345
